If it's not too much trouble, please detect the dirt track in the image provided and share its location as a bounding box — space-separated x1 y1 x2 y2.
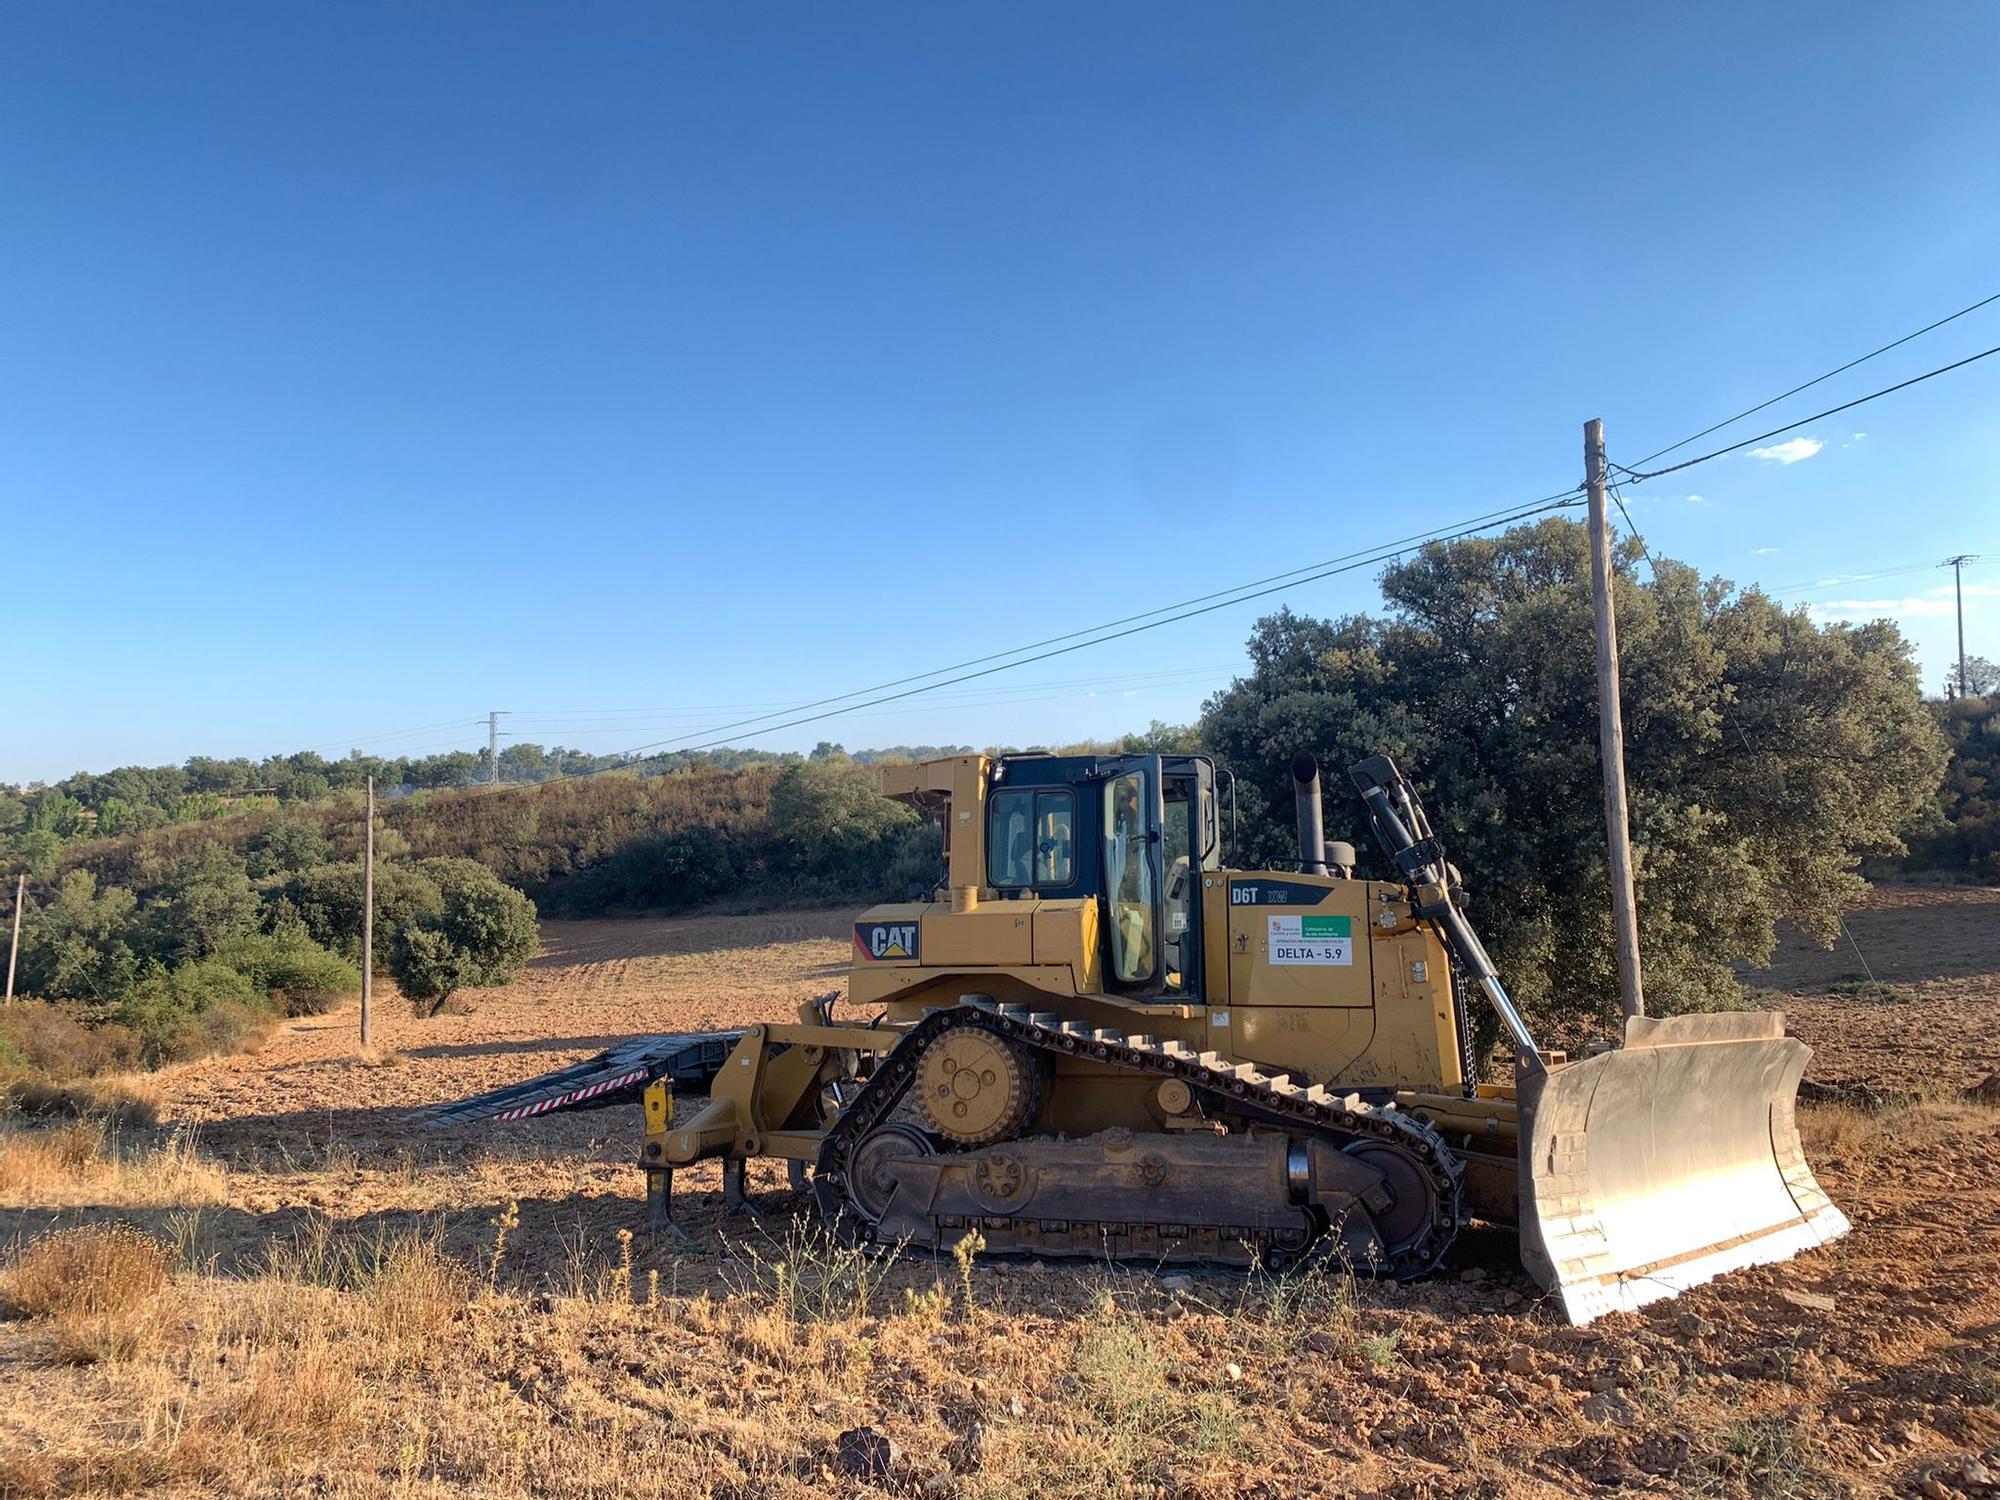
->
4 888 1999 1497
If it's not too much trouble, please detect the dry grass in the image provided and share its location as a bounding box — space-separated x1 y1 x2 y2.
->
2 1223 176 1367
1797 1092 1962 1192
0 1118 228 1207
1 1072 162 1127
3 1222 173 1319
363 1225 473 1354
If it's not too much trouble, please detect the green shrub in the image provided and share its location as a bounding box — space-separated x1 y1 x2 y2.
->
116 961 268 1065
245 821 332 878
276 861 443 963
567 825 743 913
149 845 260 961
880 820 945 900
769 755 917 880
210 931 359 1016
390 859 540 1017
15 871 147 1008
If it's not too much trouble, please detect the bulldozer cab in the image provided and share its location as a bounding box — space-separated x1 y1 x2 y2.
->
986 753 1220 1000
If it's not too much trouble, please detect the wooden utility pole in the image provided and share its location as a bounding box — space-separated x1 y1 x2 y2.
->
1585 419 1645 1020
361 777 375 1050
5 873 23 1006
1945 555 1976 697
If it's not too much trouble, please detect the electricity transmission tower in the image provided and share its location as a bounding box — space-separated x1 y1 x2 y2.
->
488 710 509 784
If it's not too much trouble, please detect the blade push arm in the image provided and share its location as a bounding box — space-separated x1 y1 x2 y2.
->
1348 755 1545 1076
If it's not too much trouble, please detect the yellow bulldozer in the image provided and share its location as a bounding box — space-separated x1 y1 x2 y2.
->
427 749 1849 1324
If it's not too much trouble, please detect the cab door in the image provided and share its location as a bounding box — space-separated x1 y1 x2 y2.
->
1158 757 1214 998
1098 756 1166 997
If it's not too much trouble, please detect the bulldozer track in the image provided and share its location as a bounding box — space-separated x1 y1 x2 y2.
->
813 998 1464 1278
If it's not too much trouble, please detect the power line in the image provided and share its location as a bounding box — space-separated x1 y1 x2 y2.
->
502 665 1246 729
423 492 1575 799
1760 560 1947 597
648 495 1581 758
604 490 1584 758
1628 290 2000 470
297 718 484 756
1613 343 2000 484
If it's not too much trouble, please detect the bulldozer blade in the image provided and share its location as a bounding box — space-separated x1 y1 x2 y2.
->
411 1030 743 1127
1517 1011 1850 1325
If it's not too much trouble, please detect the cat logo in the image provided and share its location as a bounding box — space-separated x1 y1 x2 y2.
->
854 921 921 963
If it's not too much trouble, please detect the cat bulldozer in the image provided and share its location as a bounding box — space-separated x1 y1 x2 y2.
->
425 750 1849 1324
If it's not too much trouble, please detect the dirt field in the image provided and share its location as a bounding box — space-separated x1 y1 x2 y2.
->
2 888 1997 1498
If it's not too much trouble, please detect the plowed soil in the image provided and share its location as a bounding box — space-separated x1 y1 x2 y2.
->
3 886 1998 1498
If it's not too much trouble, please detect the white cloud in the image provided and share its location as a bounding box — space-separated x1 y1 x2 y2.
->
1750 546 1781 556
1684 493 1708 505
1808 586 1993 622
1749 437 1824 465
1852 432 1866 440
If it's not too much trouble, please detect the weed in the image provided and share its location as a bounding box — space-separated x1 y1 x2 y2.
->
1230 1257 1360 1363
219 1332 361 1458
952 1227 985 1318
902 1281 951 1329
4 1222 172 1318
1188 1392 1243 1455
724 1218 903 1324
613 1227 635 1301
1827 978 1912 1004
1359 1329 1403 1369
1073 1305 1166 1421
1962 1351 2000 1407
0 1119 102 1188
261 1213 340 1286
0 1119 225 1207
486 1199 520 1286
1704 1417 1841 1500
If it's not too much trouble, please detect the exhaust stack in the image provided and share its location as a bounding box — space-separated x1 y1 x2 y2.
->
1292 752 1328 877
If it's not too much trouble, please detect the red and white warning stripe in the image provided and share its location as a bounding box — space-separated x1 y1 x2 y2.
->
490 1066 651 1122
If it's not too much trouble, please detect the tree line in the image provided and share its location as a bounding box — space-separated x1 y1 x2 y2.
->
0 737 974 867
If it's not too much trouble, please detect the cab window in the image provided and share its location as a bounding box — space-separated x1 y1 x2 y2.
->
988 788 1075 890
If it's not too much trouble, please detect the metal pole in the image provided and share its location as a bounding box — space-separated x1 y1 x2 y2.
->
1585 419 1645 1020
361 777 374 1050
5 873 23 1005
489 710 505 784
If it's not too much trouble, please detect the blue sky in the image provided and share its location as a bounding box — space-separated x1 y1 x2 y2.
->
4 3 1997 784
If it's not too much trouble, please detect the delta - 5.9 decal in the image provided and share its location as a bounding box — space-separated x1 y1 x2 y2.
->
853 920 921 962
1267 913 1352 965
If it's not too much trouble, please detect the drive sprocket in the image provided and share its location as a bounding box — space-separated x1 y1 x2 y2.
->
914 1024 1041 1145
